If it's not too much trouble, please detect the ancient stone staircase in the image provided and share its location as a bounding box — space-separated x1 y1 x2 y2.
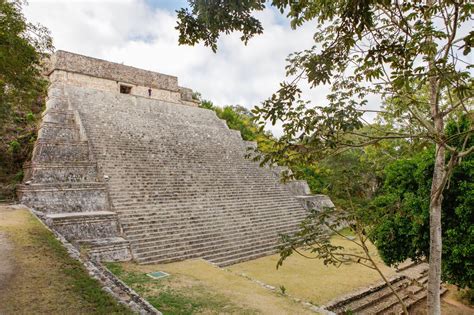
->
17 78 333 266
17 84 131 261
324 263 446 314
60 83 327 266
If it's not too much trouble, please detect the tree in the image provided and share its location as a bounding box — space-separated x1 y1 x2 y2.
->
199 100 278 153
177 1 473 313
0 0 53 198
371 115 473 291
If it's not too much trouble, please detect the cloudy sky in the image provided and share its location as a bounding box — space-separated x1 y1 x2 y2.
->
23 0 379 136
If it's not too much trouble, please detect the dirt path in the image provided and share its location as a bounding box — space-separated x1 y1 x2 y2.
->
0 230 15 300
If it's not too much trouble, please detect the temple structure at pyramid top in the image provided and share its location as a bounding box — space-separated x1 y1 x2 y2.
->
46 50 199 106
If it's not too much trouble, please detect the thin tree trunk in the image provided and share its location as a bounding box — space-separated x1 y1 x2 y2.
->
427 138 444 315
425 0 443 312
427 66 444 315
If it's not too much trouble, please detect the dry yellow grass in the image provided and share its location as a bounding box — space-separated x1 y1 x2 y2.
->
118 234 397 313
119 259 315 314
228 235 396 305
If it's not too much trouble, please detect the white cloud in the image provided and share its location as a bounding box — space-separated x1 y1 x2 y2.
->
23 1 377 137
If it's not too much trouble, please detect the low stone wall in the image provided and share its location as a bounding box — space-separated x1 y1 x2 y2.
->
28 207 161 315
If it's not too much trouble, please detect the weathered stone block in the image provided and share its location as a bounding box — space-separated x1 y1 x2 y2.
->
38 123 80 142
17 183 110 213
284 180 312 196
23 162 98 183
78 237 132 262
42 110 75 124
45 211 121 240
33 141 90 162
294 194 335 211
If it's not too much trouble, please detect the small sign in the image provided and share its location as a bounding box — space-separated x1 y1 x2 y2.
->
147 271 169 280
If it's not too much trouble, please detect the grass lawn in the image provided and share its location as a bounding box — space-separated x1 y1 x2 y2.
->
107 233 398 314
228 233 396 306
107 259 315 315
0 205 132 314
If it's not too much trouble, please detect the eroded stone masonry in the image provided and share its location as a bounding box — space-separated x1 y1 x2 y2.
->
18 51 333 265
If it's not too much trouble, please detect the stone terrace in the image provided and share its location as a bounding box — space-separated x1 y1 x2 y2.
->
64 85 315 266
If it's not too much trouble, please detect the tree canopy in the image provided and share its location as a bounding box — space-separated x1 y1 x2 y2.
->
371 115 473 289
0 0 53 199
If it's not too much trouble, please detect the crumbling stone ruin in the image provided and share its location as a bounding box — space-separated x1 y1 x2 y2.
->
18 51 333 265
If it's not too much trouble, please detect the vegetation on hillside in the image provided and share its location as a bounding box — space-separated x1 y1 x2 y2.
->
0 0 53 200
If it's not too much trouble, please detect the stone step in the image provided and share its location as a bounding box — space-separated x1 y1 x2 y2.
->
120 209 306 238
212 247 277 267
128 217 303 252
338 277 412 313
38 122 80 142
45 211 121 241
77 237 132 262
115 204 302 217
136 234 281 266
108 183 293 192
327 266 432 314
118 213 305 234
23 161 99 183
125 220 304 251
17 182 110 213
114 199 303 216
118 203 305 223
108 184 289 194
205 241 281 266
133 233 277 264
111 193 299 206
42 109 75 124
32 141 90 162
384 286 447 315
132 234 281 262
366 284 426 314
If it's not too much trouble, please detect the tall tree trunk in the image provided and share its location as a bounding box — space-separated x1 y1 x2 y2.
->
427 141 444 315
425 0 443 312
427 55 443 314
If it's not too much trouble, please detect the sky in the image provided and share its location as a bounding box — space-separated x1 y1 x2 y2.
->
23 0 380 136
